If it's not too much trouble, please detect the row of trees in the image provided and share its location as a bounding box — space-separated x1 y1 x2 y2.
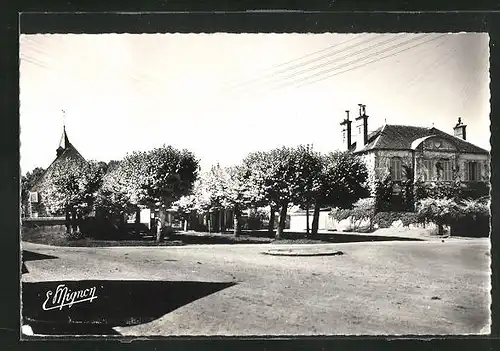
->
173 145 370 239
23 144 371 241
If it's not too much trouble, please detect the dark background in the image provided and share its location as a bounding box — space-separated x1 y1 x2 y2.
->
2 1 500 350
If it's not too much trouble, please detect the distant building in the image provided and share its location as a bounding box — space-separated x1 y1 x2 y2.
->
27 126 85 217
342 104 490 191
290 105 490 232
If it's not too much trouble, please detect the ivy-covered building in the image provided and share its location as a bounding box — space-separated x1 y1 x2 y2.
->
341 104 490 205
27 126 86 217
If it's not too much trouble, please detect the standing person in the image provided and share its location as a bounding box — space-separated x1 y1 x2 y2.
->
156 217 162 242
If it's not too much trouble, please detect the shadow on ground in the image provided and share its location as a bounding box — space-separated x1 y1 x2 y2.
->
22 250 59 274
168 233 272 244
22 280 235 336
215 231 424 243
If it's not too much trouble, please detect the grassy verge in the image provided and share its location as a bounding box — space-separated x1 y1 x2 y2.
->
21 227 275 247
21 225 428 247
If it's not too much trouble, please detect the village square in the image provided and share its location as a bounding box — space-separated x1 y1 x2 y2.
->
20 32 491 336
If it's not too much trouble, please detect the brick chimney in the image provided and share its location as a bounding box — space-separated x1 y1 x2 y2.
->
453 117 467 140
340 110 352 151
355 103 369 147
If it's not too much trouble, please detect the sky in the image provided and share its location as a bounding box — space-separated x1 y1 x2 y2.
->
19 33 490 174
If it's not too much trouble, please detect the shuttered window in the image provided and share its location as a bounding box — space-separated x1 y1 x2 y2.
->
441 160 452 181
465 161 481 181
390 157 402 181
422 159 433 181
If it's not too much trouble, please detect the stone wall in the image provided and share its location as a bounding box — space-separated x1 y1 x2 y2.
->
21 217 66 235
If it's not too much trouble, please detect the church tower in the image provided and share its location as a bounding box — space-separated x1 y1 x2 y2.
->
56 125 71 157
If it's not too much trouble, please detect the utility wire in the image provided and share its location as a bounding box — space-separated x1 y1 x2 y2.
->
223 33 375 91
19 54 51 70
394 37 454 98
283 33 447 90
278 33 431 90
461 45 489 110
230 33 407 94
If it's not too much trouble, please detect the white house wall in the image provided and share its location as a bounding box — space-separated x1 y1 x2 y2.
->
289 210 336 232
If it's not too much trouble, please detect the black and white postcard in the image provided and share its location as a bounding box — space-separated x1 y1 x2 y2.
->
19 24 491 338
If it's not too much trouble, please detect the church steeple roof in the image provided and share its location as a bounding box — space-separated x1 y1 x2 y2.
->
56 125 73 157
58 125 71 149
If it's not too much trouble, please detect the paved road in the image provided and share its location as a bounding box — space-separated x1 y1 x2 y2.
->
22 239 491 336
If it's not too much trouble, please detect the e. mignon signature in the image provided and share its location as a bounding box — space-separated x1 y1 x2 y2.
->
42 284 98 311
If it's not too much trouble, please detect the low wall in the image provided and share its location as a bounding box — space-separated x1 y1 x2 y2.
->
289 211 335 231
22 217 66 232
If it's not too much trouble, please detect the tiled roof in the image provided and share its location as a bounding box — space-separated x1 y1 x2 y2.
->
355 124 489 155
30 131 86 192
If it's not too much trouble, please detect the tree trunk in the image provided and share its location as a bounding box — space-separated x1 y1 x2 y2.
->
268 206 275 234
135 207 141 224
119 212 125 234
65 207 72 234
311 204 321 237
233 207 241 237
71 209 78 233
183 218 188 232
438 223 445 235
156 221 162 243
276 204 288 240
306 204 310 236
219 209 224 233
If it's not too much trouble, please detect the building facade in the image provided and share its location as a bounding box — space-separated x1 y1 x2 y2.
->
27 126 86 217
289 106 490 232
341 105 490 193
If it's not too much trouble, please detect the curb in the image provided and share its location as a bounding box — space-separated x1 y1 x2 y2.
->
261 250 345 257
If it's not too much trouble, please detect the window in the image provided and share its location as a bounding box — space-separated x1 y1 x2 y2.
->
422 159 433 181
390 157 402 181
465 161 481 181
29 191 38 203
441 160 452 181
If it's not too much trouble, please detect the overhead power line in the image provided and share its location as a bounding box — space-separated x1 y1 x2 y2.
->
280 33 448 90
393 37 453 98
461 45 489 109
228 34 436 98
261 34 409 90
222 33 372 90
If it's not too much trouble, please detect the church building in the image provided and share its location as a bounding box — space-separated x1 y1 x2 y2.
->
27 126 86 217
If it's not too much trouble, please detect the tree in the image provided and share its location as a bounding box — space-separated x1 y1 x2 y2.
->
189 164 252 236
140 146 199 212
242 151 275 233
96 145 199 242
220 165 252 236
172 194 197 231
311 151 370 236
41 158 104 234
290 145 323 236
21 167 45 216
192 164 227 232
95 160 136 230
243 146 321 239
